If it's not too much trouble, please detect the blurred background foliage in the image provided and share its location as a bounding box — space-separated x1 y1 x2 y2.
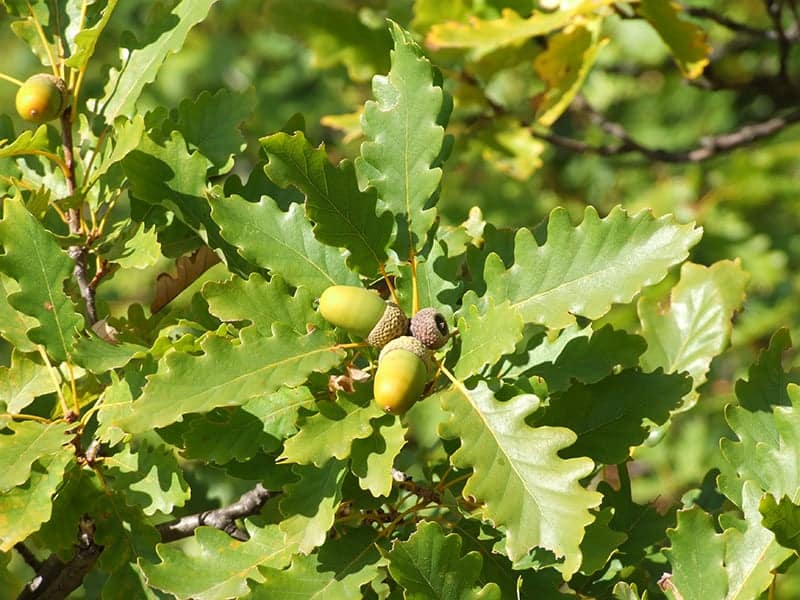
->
3 0 800 579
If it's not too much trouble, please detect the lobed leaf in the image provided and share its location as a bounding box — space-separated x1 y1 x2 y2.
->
0 350 58 414
211 195 359 297
251 529 387 599
65 0 119 71
115 326 344 433
98 0 220 122
437 381 601 577
0 125 50 158
279 460 347 554
639 260 748 409
484 206 702 329
0 420 71 491
0 453 73 551
280 384 385 467
261 131 393 276
0 274 38 353
540 369 691 464
0 197 84 362
453 295 524 379
759 494 800 554
357 21 450 256
350 413 406 497
638 0 710 79
386 521 502 600
142 523 292 600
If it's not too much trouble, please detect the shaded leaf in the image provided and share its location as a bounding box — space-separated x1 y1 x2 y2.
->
540 369 691 464
211 195 359 297
0 197 84 362
579 508 627 575
454 296 524 379
261 131 393 276
350 413 407 497
386 521 502 600
279 460 347 554
438 382 601 577
484 206 702 329
64 0 119 70
760 494 800 554
357 21 450 256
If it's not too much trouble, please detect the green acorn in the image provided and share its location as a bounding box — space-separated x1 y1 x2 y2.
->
374 336 432 414
15 74 66 123
319 285 408 349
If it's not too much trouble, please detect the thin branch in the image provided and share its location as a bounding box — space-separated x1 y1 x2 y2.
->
684 5 774 38
765 0 795 89
60 109 97 326
536 97 800 163
18 515 102 600
14 544 42 572
157 483 275 543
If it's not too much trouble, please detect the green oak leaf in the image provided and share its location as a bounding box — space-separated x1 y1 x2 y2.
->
280 384 385 467
204 274 323 337
0 452 73 551
261 131 393 276
0 124 50 160
64 0 119 70
141 523 292 600
0 420 71 491
356 21 450 256
73 333 148 373
760 494 800 553
454 295 524 379
484 206 702 329
534 20 607 126
0 273 38 352
93 491 160 574
385 521 502 600
98 0 220 122
86 116 146 189
210 197 359 298
0 197 84 362
182 386 314 463
350 413 407 497
122 131 249 275
664 506 727 599
539 369 691 464
251 529 388 599
0 349 58 414
579 508 627 575
639 0 710 79
279 459 347 554
266 0 390 81
613 582 647 600
396 239 461 321
103 443 190 516
115 325 344 433
523 325 646 394
437 381 601 577
639 260 748 409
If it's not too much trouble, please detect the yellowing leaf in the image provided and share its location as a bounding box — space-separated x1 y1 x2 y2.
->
639 0 710 79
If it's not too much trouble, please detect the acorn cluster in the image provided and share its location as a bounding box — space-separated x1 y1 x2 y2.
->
319 285 450 414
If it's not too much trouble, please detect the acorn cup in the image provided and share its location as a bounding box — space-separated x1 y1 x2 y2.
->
15 74 66 123
374 336 433 415
318 285 408 349
410 307 450 349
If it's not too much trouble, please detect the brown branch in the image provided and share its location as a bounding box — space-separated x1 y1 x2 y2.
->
18 515 102 600
684 5 775 38
765 0 796 89
156 483 275 543
14 543 42 572
536 96 800 163
60 108 97 326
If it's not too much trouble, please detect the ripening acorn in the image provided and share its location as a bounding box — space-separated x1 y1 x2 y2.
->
374 336 432 414
15 74 66 123
319 285 408 348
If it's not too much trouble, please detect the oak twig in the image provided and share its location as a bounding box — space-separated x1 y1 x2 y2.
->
157 483 276 543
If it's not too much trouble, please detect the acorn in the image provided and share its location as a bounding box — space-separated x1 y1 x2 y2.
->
318 285 408 349
15 74 66 123
374 336 433 414
410 307 449 349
